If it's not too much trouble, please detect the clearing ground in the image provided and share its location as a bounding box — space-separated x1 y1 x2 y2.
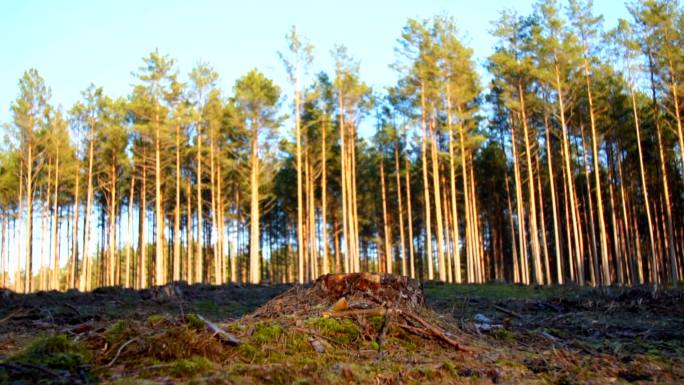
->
0 276 682 385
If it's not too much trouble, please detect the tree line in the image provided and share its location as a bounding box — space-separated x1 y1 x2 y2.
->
1 0 683 293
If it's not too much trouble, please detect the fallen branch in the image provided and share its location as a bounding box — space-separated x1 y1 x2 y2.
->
494 305 522 319
324 305 468 352
106 337 140 368
402 311 468 352
196 314 240 345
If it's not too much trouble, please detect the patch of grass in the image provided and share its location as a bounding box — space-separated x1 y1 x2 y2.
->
369 315 385 331
238 343 262 362
167 355 214 377
307 317 360 345
252 322 283 344
12 334 92 369
285 330 311 353
105 319 129 344
184 313 205 330
492 328 516 342
0 334 96 383
146 314 167 326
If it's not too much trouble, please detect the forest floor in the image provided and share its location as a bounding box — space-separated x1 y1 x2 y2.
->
0 280 683 384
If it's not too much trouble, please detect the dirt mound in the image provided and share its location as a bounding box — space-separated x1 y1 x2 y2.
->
247 273 466 350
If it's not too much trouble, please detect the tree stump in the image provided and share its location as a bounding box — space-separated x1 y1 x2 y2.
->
247 273 466 351
310 273 424 310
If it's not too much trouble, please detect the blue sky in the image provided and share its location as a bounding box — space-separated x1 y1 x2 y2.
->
1 0 629 125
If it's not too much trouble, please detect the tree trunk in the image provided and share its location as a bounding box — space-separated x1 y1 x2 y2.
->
51 149 60 290
394 145 406 277
447 91 461 283
420 81 433 280
380 155 392 273
554 61 584 285
405 155 415 279
543 109 562 284
429 112 446 282
125 172 135 288
518 83 543 285
510 114 528 284
154 105 165 286
583 59 610 286
196 117 204 284
25 145 34 293
321 113 329 275
138 156 147 289
80 122 95 292
249 119 261 284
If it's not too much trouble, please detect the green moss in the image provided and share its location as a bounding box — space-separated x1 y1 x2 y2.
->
185 313 205 330
492 328 516 342
252 322 283 344
0 334 96 383
238 343 262 362
307 317 360 345
285 331 311 353
369 340 380 351
105 319 128 344
110 378 159 385
441 360 456 376
146 314 167 326
369 316 385 332
389 335 418 351
167 356 214 377
13 334 91 369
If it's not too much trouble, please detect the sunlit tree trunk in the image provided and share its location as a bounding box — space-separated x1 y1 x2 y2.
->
109 158 118 287
648 53 674 288
380 155 392 273
535 153 551 285
429 112 446 282
581 58 610 286
138 155 147 289
580 124 599 287
125 173 135 288
173 124 181 282
510 114 528 284
80 120 95 292
196 116 204 284
420 82 433 280
186 177 193 282
543 110 562 284
394 145 406 277
154 104 165 286
338 93 349 274
518 83 543 285
15 165 23 292
405 155 415 279
447 92 461 283
554 62 584 285
249 115 261 284
295 80 305 283
51 149 60 290
321 113 329 275
210 122 219 284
